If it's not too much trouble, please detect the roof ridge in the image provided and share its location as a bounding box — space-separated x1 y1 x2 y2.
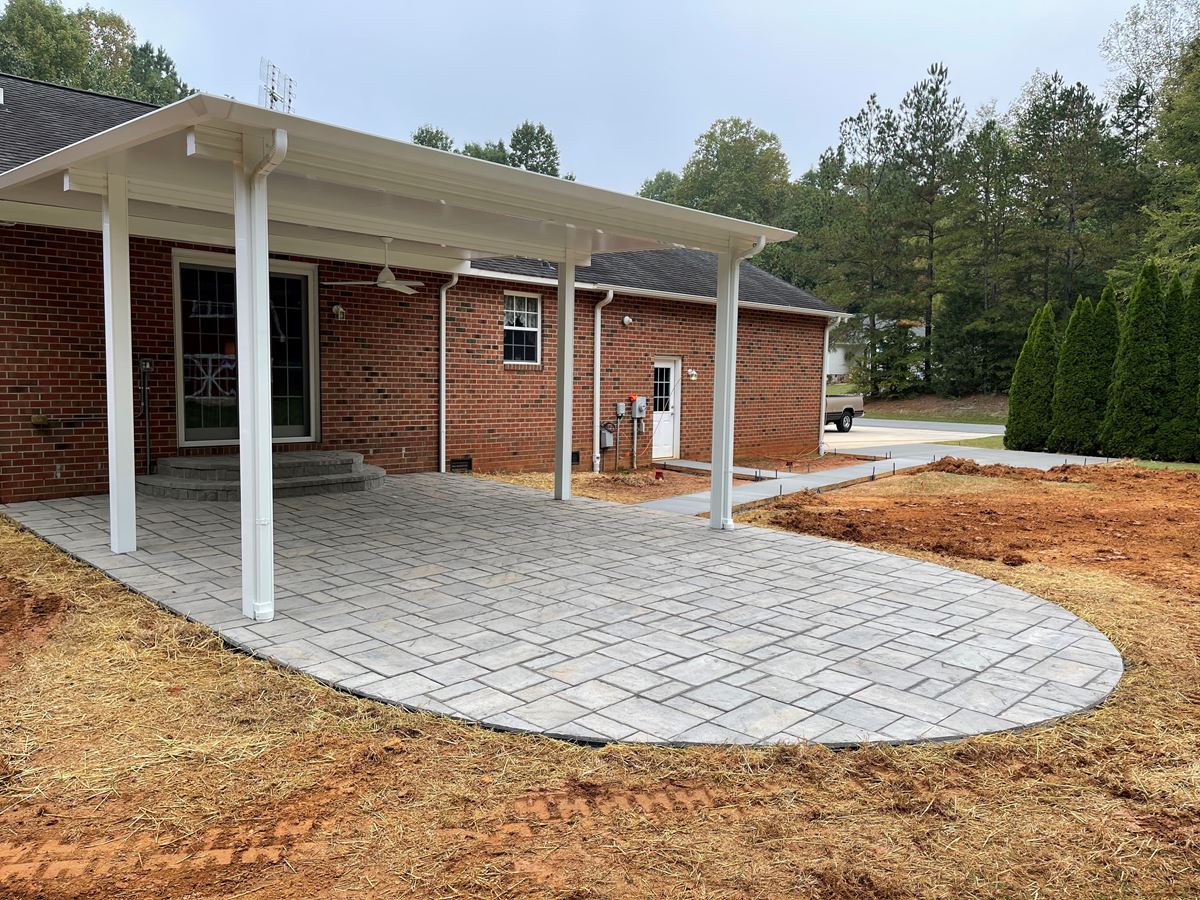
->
0 71 159 109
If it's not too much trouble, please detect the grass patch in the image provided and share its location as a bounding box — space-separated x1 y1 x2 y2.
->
826 382 861 396
1136 459 1200 472
869 408 1008 426
935 434 1007 449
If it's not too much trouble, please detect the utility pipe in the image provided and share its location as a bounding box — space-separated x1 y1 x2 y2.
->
438 273 459 473
591 289 614 472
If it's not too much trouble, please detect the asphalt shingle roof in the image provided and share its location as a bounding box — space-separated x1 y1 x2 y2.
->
0 73 839 316
0 72 154 173
471 249 840 315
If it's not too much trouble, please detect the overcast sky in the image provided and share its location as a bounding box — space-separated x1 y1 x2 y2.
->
92 0 1132 193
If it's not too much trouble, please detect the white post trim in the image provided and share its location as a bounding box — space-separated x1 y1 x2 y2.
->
234 152 275 621
709 249 740 530
553 258 576 500
102 171 137 554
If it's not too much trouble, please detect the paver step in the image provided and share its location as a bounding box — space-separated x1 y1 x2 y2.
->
154 451 363 481
136 463 386 501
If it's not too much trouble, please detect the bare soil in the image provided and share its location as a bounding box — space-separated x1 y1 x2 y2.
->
742 457 1200 598
474 468 712 503
1 460 1198 898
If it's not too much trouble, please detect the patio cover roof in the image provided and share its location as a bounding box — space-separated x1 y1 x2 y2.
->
0 89 803 623
0 92 794 270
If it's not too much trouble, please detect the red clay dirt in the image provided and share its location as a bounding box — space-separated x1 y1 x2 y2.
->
747 458 1200 597
0 576 63 671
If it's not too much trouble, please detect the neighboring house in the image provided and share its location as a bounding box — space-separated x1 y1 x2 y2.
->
0 73 841 511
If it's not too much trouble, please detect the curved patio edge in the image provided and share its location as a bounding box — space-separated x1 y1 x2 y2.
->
3 474 1124 747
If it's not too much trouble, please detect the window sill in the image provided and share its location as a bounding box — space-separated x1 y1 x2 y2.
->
503 361 544 372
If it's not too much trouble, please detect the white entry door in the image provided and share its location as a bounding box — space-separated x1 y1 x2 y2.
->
652 358 681 460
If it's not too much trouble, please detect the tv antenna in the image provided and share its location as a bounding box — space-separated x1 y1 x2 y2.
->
258 58 295 113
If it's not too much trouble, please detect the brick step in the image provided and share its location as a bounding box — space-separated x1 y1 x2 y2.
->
136 464 386 501
153 451 364 481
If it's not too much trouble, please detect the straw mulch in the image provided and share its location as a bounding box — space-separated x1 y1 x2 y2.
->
0 463 1197 897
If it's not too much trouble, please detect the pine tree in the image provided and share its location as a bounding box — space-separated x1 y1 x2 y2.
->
1158 273 1197 460
1005 302 1058 451
1101 259 1170 459
1048 297 1096 454
1089 284 1122 453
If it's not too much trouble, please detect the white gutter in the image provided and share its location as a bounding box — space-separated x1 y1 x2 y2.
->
438 273 459 473
250 129 288 177
591 289 615 472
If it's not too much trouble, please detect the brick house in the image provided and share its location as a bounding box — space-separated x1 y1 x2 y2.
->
0 74 839 618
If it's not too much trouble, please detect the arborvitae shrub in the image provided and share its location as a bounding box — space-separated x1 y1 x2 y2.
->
1101 259 1170 459
1006 302 1058 451
1048 296 1096 455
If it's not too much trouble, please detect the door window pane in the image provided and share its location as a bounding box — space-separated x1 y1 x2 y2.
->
179 263 313 443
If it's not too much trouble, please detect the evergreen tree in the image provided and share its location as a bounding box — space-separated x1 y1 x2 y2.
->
1090 284 1123 448
1005 302 1059 451
1101 259 1171 458
1162 270 1200 460
1158 273 1197 459
1048 296 1097 453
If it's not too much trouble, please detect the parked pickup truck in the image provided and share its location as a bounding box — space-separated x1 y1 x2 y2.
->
825 393 865 432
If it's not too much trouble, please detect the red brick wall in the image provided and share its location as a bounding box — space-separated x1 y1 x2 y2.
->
1 222 824 502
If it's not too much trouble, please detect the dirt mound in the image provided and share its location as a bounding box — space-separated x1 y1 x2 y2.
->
0 576 64 670
753 461 1200 596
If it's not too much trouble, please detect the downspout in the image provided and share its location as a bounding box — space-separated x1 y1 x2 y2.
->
818 318 833 456
438 274 459 473
592 289 614 472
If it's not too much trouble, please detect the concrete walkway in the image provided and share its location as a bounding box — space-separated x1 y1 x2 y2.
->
4 474 1122 747
641 419 1102 516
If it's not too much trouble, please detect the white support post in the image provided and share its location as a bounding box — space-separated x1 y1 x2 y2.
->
102 171 137 554
233 158 275 621
709 249 740 530
553 258 576 500
818 319 833 455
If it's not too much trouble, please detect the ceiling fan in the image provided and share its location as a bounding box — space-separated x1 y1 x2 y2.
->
322 237 424 294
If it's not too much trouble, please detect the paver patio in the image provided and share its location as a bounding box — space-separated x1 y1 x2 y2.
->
2 474 1122 746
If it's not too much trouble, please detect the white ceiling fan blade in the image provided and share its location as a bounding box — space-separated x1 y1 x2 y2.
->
394 280 424 287
380 282 418 294
322 280 380 286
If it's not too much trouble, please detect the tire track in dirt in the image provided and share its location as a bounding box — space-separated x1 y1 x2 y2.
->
0 819 324 886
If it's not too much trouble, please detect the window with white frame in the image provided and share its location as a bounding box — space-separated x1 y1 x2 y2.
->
503 293 541 363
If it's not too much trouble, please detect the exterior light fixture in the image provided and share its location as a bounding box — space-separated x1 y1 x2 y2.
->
622 315 634 326
686 368 698 381
331 302 347 321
